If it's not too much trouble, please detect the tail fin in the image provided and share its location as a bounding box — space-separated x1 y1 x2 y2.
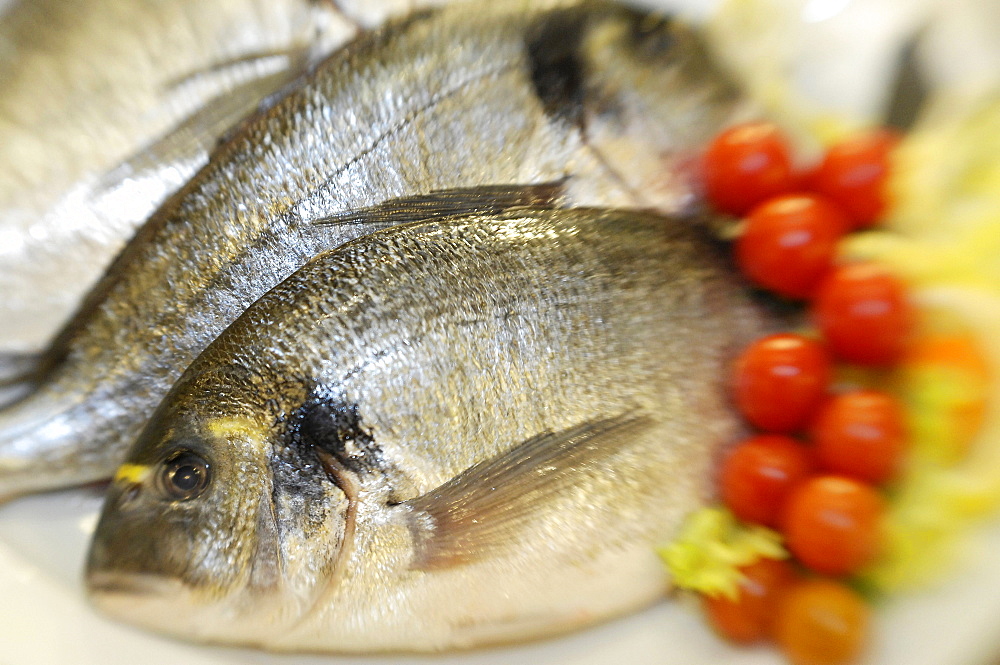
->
0 352 43 409
0 384 111 503
0 352 42 386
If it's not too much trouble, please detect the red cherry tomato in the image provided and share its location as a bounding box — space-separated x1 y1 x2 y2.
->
812 390 908 484
703 557 799 644
812 262 914 366
703 122 797 216
775 578 870 665
810 128 901 229
733 334 833 433
720 435 814 527
736 194 848 299
782 476 885 577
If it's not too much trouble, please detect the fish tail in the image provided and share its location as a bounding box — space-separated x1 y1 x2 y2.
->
0 351 42 385
0 351 44 410
0 385 106 502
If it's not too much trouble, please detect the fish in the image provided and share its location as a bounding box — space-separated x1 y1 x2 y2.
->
0 0 748 499
0 0 430 354
85 206 775 652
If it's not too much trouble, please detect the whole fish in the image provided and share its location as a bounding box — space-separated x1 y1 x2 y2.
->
0 0 747 499
0 0 428 353
86 207 774 652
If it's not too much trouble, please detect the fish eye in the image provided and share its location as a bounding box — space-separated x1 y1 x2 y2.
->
159 451 211 501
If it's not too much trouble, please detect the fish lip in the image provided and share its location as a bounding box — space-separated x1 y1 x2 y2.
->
86 571 227 644
86 571 183 598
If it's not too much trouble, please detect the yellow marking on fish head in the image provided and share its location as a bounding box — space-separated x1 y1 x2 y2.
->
204 416 272 456
113 463 151 485
205 416 268 440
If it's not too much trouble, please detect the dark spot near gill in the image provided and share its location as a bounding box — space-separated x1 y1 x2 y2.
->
287 394 383 474
524 8 589 126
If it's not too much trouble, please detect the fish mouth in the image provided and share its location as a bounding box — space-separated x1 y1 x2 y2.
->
87 571 194 623
87 572 229 642
87 570 283 648
86 572 194 628
86 571 182 598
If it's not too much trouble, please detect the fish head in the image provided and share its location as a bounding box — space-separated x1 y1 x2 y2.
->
529 3 747 211
85 364 352 646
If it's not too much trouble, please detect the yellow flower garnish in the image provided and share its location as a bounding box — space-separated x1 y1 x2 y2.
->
843 90 1000 591
658 507 786 600
863 463 1000 591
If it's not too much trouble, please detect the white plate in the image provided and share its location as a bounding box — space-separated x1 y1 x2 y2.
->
2 488 1000 665
3 1 998 663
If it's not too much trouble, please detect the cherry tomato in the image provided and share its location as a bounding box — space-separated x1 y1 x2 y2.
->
733 334 833 433
812 262 914 366
810 128 901 229
782 476 885 576
703 122 797 216
703 557 799 644
736 194 848 299
812 390 908 485
775 578 870 665
720 435 814 527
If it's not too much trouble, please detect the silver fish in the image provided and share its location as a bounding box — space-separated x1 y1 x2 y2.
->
0 0 426 354
0 0 748 500
86 207 773 652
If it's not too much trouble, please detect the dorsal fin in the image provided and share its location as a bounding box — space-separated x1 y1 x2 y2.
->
311 181 567 229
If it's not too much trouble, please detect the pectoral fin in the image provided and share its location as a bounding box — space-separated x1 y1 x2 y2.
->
404 412 654 570
312 181 567 229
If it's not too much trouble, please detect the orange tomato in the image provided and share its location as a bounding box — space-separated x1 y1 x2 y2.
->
735 194 847 300
899 334 992 459
808 128 901 229
775 578 870 665
703 122 797 216
812 390 908 485
812 263 914 366
782 476 885 577
720 435 814 527
702 557 798 644
732 334 833 434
